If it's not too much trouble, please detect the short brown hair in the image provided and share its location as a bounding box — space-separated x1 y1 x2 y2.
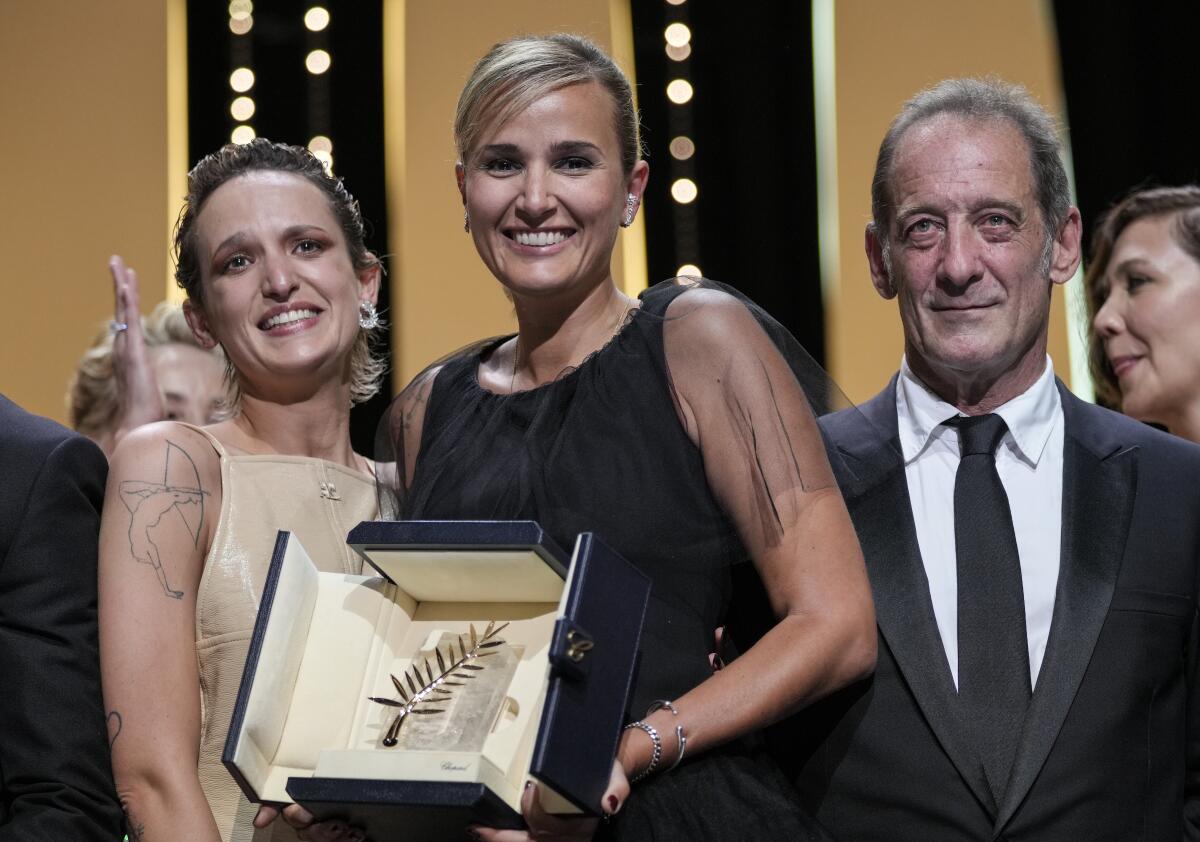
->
173 138 385 404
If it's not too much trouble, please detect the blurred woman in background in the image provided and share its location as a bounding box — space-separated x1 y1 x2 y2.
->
1087 185 1200 442
68 258 227 456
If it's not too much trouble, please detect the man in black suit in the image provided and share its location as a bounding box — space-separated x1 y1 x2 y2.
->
0 394 123 839
790 79 1200 838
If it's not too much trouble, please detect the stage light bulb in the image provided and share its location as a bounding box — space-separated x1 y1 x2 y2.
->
669 136 695 160
671 178 698 204
666 79 693 104
305 49 332 75
228 0 252 19
308 135 333 154
676 264 702 277
666 0 687 5
664 23 691 47
229 67 255 92
313 149 333 173
665 43 691 61
230 96 256 122
231 125 256 145
304 7 330 31
229 15 253 34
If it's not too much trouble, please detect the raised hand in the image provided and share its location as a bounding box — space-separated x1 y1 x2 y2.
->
109 255 164 444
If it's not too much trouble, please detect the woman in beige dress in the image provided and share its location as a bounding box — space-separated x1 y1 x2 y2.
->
99 139 381 842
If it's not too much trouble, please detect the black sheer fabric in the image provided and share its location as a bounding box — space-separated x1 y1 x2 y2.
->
374 278 849 840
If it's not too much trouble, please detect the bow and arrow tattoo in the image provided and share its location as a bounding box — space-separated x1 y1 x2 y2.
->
120 441 208 599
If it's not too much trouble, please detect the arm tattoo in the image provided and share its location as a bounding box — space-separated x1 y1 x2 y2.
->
119 441 208 600
106 710 123 748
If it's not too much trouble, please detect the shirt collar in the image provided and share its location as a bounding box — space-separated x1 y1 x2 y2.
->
896 355 1060 467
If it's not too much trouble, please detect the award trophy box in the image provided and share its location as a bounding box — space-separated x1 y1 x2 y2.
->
223 520 650 839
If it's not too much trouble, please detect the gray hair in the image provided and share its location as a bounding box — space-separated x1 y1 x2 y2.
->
454 33 642 174
871 77 1071 255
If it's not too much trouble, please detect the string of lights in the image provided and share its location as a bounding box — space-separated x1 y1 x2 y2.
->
663 0 701 278
224 2 334 173
304 5 334 172
228 0 255 144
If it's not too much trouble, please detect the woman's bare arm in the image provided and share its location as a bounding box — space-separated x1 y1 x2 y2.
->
616 289 876 778
99 422 222 841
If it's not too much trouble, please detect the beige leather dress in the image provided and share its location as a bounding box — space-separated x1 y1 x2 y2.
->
184 426 377 842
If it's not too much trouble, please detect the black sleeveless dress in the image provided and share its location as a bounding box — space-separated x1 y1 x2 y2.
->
384 280 837 841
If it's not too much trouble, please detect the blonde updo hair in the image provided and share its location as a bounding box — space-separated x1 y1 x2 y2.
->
454 33 643 173
67 301 227 438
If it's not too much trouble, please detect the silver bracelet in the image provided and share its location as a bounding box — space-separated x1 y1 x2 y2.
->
646 699 688 771
623 720 661 783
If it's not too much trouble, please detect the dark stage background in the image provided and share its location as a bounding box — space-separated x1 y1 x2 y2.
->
631 0 825 368
1053 0 1200 259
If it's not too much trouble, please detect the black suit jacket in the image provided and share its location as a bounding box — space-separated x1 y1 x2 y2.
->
786 378 1200 840
0 395 123 840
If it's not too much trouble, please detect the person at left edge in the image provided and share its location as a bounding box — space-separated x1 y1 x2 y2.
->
0 394 124 840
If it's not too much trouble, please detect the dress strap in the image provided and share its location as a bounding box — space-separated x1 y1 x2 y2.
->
174 422 227 458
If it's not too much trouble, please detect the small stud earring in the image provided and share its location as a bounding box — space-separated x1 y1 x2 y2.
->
621 193 637 228
359 300 380 330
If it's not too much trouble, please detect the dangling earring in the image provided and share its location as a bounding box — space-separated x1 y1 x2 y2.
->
359 300 380 330
621 193 637 228
463 210 471 233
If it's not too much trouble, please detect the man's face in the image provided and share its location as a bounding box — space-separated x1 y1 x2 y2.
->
867 115 1078 393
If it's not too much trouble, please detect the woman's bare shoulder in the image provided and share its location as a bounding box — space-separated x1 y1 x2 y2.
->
106 421 222 494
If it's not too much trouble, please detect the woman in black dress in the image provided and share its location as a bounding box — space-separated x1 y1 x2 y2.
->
380 34 875 841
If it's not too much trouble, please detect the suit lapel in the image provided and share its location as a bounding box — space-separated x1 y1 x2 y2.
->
993 384 1137 833
831 381 997 816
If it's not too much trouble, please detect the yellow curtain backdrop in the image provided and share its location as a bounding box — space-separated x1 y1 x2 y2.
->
0 0 186 423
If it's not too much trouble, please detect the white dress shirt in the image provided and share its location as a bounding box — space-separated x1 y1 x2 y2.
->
896 356 1063 689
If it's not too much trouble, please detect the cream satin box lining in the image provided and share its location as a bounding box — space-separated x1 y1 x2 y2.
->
225 532 582 815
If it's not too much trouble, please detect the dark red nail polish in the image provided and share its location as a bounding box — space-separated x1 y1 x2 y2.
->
607 795 620 814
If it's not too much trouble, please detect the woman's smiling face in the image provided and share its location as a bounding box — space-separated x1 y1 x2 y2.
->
1093 213 1200 427
186 170 378 395
459 80 647 302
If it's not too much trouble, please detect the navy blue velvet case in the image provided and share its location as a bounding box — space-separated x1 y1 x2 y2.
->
223 521 649 838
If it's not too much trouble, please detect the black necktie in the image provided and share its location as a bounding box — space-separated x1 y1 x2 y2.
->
948 413 1031 800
